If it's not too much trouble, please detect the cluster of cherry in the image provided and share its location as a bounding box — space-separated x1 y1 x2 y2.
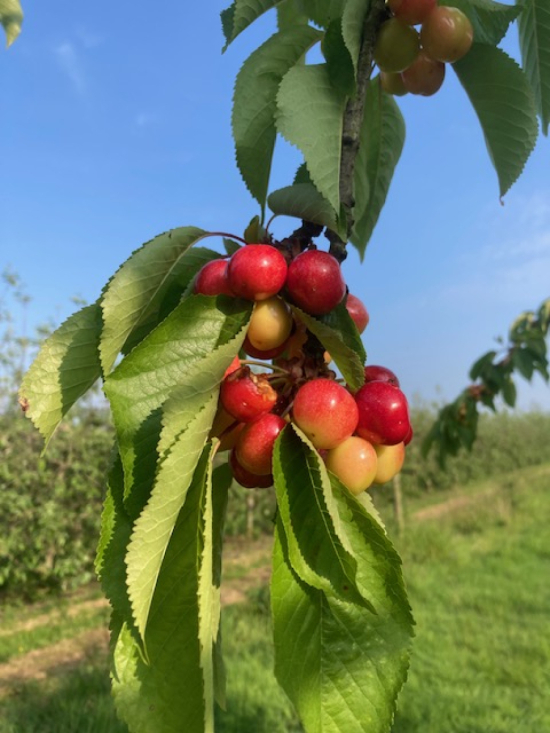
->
193 243 411 493
375 0 474 97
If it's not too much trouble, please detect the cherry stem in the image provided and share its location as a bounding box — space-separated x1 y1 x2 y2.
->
207 231 248 246
242 360 289 375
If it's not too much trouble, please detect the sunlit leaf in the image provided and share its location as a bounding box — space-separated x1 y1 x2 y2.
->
0 0 23 47
222 0 285 49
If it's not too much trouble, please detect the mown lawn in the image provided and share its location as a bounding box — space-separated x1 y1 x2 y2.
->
0 464 548 732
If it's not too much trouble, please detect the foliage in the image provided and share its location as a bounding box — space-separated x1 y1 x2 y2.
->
0 0 23 47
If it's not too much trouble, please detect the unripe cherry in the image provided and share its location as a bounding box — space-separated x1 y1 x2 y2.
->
355 381 410 445
286 250 346 316
325 436 378 495
194 259 234 297
247 297 293 351
230 450 273 489
374 19 420 73
220 366 278 423
292 378 359 450
364 365 400 387
388 0 437 26
373 442 405 484
242 335 288 360
420 6 474 63
227 244 287 301
380 71 408 97
236 413 287 475
346 294 369 333
401 51 445 96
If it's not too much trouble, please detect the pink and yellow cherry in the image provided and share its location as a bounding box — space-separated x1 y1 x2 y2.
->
380 71 408 96
355 381 410 445
292 378 359 450
388 0 437 26
247 297 293 352
220 366 278 423
325 436 378 495
286 249 346 316
226 244 287 301
242 335 288 360
235 413 287 476
364 364 400 387
194 259 234 297
346 294 369 333
230 450 273 489
401 51 445 96
420 7 474 63
374 18 420 73
373 442 405 484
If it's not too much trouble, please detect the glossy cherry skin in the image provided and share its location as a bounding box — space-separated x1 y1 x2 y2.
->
230 450 273 489
364 365 400 387
374 19 420 73
247 297 293 351
325 436 378 495
220 366 278 423
292 378 359 450
355 381 410 445
421 7 474 63
194 259 234 297
286 250 346 316
346 294 369 333
226 244 287 301
373 442 405 484
388 0 437 26
380 71 408 96
236 413 287 475
401 50 445 96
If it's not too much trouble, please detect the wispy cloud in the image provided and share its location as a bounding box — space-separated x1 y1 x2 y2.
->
54 42 86 96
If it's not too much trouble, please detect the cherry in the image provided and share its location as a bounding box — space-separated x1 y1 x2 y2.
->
421 7 474 63
230 450 273 489
286 250 346 316
374 19 420 73
380 71 408 96
209 407 244 452
224 355 241 378
194 259 234 297
226 244 287 301
364 365 400 387
373 442 405 484
235 413 287 475
388 0 437 26
220 366 278 422
247 296 293 351
346 294 369 333
404 425 414 446
325 436 378 495
292 378 359 450
401 51 445 95
355 381 410 445
242 335 288 360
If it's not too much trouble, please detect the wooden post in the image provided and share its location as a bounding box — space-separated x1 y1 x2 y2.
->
246 492 255 540
392 473 405 535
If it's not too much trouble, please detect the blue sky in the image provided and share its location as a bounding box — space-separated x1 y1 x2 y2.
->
2 1 549 411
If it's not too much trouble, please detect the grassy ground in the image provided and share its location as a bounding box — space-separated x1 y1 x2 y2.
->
1 464 548 732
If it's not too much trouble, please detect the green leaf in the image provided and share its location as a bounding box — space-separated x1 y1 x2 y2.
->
501 377 517 407
342 0 371 73
268 183 339 232
301 0 344 27
233 26 321 210
350 80 405 259
512 347 535 380
222 0 285 49
453 45 539 198
273 425 372 608
99 227 209 374
272 474 413 733
277 0 309 28
112 446 218 733
223 238 241 256
0 0 23 47
322 19 356 96
20 303 103 445
469 350 497 380
441 0 521 46
291 304 365 391
518 0 550 135
103 295 252 512
276 64 347 213
293 162 313 185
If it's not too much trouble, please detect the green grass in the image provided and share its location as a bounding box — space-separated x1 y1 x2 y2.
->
1 465 549 732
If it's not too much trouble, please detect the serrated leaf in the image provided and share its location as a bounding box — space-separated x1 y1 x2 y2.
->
99 227 209 374
20 303 103 445
233 25 321 210
0 0 23 47
512 348 535 380
112 446 217 733
301 0 344 27
103 295 252 511
518 0 550 135
268 182 339 231
441 0 520 46
291 304 365 390
293 162 313 185
277 0 309 28
272 474 413 733
342 0 371 73
323 19 356 95
222 0 285 49
276 64 347 213
453 45 538 197
350 80 405 259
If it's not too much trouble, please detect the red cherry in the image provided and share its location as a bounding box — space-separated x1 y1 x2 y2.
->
346 294 369 333
388 0 437 26
401 51 445 96
230 450 273 489
364 365 400 387
420 6 474 63
194 259 234 297
404 425 414 446
236 413 287 475
292 378 359 450
220 366 278 423
226 244 287 301
355 381 410 446
286 250 346 316
224 355 241 378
